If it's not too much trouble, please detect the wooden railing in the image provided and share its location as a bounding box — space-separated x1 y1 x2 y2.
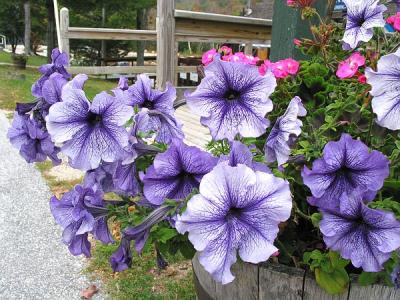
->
60 0 272 89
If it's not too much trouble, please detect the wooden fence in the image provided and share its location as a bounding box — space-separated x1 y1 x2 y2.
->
60 0 271 90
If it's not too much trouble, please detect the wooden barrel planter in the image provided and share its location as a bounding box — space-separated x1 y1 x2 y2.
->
192 254 400 300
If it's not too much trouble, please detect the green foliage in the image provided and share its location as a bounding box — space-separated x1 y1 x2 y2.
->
369 198 400 219
303 250 350 295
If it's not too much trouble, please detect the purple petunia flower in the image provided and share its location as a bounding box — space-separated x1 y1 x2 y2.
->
301 133 389 210
118 76 129 91
120 74 184 144
50 185 113 257
46 74 133 171
42 73 68 105
142 139 218 205
83 162 117 193
265 96 307 166
319 193 400 272
7 113 60 164
219 141 270 173
113 161 140 197
365 49 400 130
110 238 133 272
185 56 276 141
342 0 386 50
109 204 173 272
32 48 70 97
175 163 292 284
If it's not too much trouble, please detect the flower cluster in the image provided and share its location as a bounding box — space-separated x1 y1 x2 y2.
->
9 0 400 294
259 58 300 79
387 13 400 32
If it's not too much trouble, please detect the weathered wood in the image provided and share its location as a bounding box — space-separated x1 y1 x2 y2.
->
175 9 271 27
67 65 156 75
270 0 333 61
259 263 304 300
156 0 176 89
244 43 253 55
60 7 70 60
66 27 157 41
175 18 270 44
303 272 348 300
215 261 259 300
192 253 216 299
348 282 400 300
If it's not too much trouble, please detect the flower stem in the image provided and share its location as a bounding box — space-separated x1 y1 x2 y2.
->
277 239 299 268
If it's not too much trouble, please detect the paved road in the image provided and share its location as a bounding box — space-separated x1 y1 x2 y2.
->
0 112 104 299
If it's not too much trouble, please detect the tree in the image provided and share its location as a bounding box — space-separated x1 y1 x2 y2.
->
0 1 24 53
24 1 32 54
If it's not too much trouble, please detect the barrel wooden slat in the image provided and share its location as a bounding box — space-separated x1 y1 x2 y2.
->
192 253 217 299
348 283 400 300
215 261 258 300
259 263 304 300
192 255 400 300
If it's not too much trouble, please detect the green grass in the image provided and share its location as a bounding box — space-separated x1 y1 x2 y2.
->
0 51 48 66
0 65 117 110
86 242 196 300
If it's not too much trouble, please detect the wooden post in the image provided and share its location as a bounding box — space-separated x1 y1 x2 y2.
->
244 43 252 55
270 0 332 61
60 7 70 63
156 0 176 90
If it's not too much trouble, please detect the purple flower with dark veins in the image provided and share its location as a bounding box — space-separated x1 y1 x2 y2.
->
83 162 117 193
265 96 307 166
121 74 184 144
175 163 292 284
110 238 133 272
185 56 276 141
42 73 68 105
32 48 70 97
301 133 389 210
219 141 271 173
365 49 400 130
50 185 113 257
142 139 218 205
342 0 386 50
113 161 140 197
320 193 400 272
46 74 133 171
7 113 60 164
109 204 173 272
118 76 129 91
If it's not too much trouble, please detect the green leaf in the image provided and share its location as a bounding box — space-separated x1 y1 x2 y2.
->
315 267 349 295
358 272 379 286
153 228 178 244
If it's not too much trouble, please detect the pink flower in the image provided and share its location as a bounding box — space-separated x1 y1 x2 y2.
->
387 13 400 32
202 48 217 66
287 0 296 7
258 60 272 76
245 55 260 65
336 52 366 79
219 46 232 56
230 52 246 63
358 74 367 84
294 39 302 46
271 61 289 79
282 58 300 75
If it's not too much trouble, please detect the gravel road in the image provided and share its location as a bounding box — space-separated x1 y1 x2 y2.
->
0 111 104 300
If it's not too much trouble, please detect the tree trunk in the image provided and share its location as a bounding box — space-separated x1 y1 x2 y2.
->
24 1 31 55
46 0 56 63
136 8 148 66
101 4 107 66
